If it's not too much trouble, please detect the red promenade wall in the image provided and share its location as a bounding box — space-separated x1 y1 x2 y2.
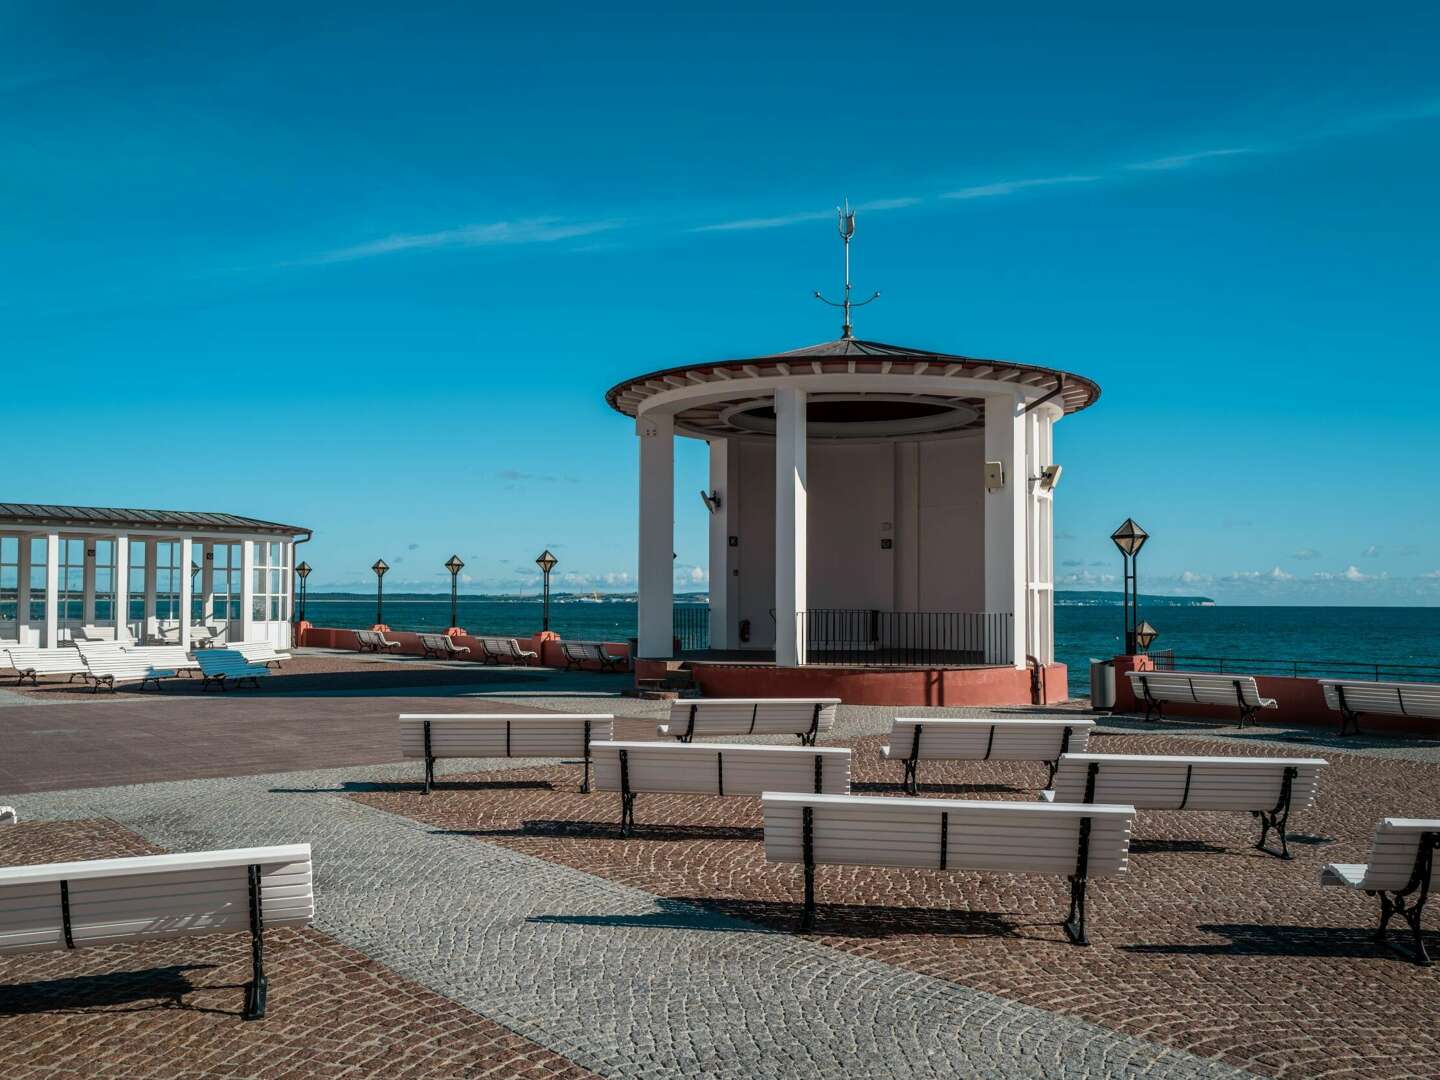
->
297 626 631 673
1111 655 1434 737
690 662 1068 708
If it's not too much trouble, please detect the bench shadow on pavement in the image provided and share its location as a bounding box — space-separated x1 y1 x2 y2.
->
434 821 764 842
0 964 239 1017
269 779 558 795
851 780 1023 796
529 896 1023 940
1122 923 1438 960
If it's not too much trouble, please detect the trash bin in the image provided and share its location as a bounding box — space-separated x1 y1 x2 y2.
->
1089 658 1116 712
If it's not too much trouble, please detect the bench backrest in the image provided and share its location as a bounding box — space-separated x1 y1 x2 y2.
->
662 698 841 738
888 717 1094 761
561 641 605 660
1348 818 1440 892
196 650 269 677
479 637 528 658
2 646 88 675
230 641 281 661
0 844 313 955
590 740 851 796
125 645 198 668
1320 680 1440 720
762 793 1134 877
399 714 614 759
417 633 447 649
78 649 172 682
1126 670 1270 707
1050 753 1327 812
355 630 381 646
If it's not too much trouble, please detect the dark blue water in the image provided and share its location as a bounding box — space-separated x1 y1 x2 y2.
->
304 599 1440 694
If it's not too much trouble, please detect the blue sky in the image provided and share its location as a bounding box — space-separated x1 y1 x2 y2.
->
6 3 1440 604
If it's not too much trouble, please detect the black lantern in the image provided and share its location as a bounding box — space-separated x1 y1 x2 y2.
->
371 558 389 627
445 554 465 630
1110 519 1149 653
1134 620 1159 653
295 561 311 623
535 549 558 632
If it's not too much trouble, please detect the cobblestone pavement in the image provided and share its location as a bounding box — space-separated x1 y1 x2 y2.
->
7 760 1245 1078
0 819 595 1079
353 728 1440 1079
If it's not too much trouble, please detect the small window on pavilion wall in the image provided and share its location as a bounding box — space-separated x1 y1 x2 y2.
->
0 537 17 622
252 542 285 621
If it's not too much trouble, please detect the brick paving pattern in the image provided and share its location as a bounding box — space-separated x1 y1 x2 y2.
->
0 818 595 1079
354 729 1440 1079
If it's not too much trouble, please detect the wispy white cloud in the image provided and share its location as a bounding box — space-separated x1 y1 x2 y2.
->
691 196 922 233
1128 147 1254 171
1292 548 1321 561
298 217 621 265
943 175 1101 200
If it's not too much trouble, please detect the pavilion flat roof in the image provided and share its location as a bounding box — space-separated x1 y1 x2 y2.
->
0 502 309 537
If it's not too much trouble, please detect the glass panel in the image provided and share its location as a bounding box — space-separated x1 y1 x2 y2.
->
252 596 266 620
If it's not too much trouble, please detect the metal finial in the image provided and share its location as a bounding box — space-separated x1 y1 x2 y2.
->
814 198 879 339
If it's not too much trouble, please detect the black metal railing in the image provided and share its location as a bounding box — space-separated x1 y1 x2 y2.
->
795 609 1012 667
672 605 710 652
1152 653 1440 684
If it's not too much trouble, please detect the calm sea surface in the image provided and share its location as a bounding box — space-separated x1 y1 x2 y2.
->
304 599 1440 695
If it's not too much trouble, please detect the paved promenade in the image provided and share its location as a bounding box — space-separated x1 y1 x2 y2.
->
2 661 1437 1078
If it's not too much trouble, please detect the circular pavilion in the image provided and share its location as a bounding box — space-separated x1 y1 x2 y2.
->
607 334 1101 705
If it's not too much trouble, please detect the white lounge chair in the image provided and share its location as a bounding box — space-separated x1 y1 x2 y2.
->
417 633 470 660
1320 818 1439 965
762 792 1136 944
355 629 401 653
0 844 313 1019
229 640 292 668
1125 670 1277 727
591 740 851 835
2 646 88 686
399 713 614 793
478 637 539 666
1044 752 1327 859
1319 679 1440 737
882 717 1096 793
195 649 271 690
657 698 841 746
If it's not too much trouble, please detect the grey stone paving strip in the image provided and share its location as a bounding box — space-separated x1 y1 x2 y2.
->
10 761 1250 1080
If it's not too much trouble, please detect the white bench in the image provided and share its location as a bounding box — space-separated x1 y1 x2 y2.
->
126 645 201 675
417 633 471 660
356 629 401 653
560 641 627 672
75 642 175 692
477 636 538 665
196 649 272 691
658 698 841 747
229 640 292 668
762 792 1135 944
1319 679 1440 737
400 713 615 794
1321 818 1439 965
1044 752 1327 859
883 717 1096 794
2 646 88 685
1126 670 1277 727
0 843 313 1020
591 740 851 836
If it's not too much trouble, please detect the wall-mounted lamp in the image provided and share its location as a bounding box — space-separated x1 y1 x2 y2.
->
1031 464 1063 492
984 461 1006 492
699 490 723 514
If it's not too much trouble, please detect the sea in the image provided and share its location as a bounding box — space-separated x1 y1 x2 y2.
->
305 597 1440 695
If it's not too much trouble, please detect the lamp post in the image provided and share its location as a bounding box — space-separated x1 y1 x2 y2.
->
535 549 558 632
1134 620 1159 654
445 554 465 633
295 561 311 623
1110 519 1149 653
371 558 389 629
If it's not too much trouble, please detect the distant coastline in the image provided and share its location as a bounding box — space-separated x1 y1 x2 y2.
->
307 589 1214 607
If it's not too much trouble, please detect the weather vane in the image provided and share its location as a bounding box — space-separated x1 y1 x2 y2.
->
814 199 879 339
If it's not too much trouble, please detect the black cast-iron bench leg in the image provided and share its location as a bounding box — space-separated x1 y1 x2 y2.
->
1254 766 1298 859
243 863 268 1020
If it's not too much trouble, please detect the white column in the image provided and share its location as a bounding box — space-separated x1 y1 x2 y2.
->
637 412 675 658
82 542 97 626
179 536 193 651
706 438 742 651
17 535 31 644
774 386 808 667
892 441 921 611
44 532 60 648
142 539 158 644
240 539 256 643
114 535 130 641
984 393 1028 667
200 542 215 625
